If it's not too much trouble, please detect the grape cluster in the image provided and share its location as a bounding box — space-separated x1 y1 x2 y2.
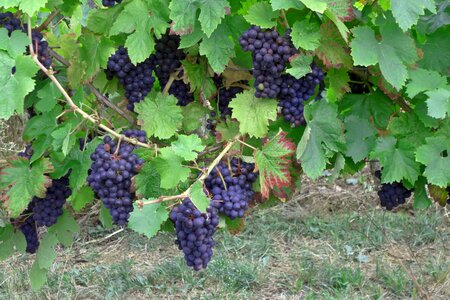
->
0 12 52 68
213 76 244 117
106 47 155 111
88 130 145 225
18 145 33 160
19 212 40 254
150 33 194 106
375 171 412 210
169 198 219 270
31 177 72 227
239 26 297 98
102 0 122 7
277 64 325 126
205 158 258 219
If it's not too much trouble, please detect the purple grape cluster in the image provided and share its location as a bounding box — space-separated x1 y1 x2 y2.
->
169 198 219 270
239 26 297 98
213 76 245 117
88 130 146 225
150 33 194 106
31 177 72 227
18 145 33 160
106 47 155 111
13 204 39 254
0 12 52 68
205 158 258 219
277 64 324 126
375 171 412 211
102 0 122 7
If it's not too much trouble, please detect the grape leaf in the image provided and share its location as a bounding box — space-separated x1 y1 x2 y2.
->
125 26 155 65
387 111 430 147
216 119 240 142
419 27 450 75
344 115 376 163
35 81 61 113
406 68 447 98
416 135 450 187
128 202 168 238
190 181 210 213
79 33 115 81
290 19 321 51
0 0 20 8
169 0 199 32
19 0 48 16
286 54 313 79
70 186 94 212
0 29 29 57
0 55 39 119
99 204 113 229
47 211 80 247
244 2 278 28
0 158 53 217
135 92 183 139
109 0 149 35
199 23 235 73
171 135 205 161
182 103 207 132
425 87 450 119
134 162 162 199
370 136 421 184
300 0 327 13
0 224 26 260
270 0 304 10
36 233 58 269
413 176 432 209
229 89 278 138
87 4 124 35
315 21 353 69
297 101 346 179
391 0 436 31
30 261 47 290
323 8 350 42
325 0 355 21
153 148 190 189
198 0 228 37
255 131 296 198
350 26 379 66
326 68 350 101
179 21 205 49
51 123 77 157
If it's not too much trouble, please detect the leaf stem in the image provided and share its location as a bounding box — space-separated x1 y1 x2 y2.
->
280 9 290 29
35 10 60 32
236 139 257 151
27 18 151 148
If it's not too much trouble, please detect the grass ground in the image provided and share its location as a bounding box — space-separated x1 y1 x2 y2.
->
1 177 449 300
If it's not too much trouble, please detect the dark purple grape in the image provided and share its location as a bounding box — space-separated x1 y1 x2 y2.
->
375 170 413 210
102 0 122 7
169 198 219 270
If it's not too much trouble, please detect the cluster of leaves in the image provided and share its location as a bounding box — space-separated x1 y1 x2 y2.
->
0 0 449 289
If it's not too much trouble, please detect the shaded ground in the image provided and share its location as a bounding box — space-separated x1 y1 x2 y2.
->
1 175 449 300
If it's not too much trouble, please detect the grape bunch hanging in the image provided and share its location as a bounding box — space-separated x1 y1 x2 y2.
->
88 130 146 225
102 0 122 7
375 171 413 210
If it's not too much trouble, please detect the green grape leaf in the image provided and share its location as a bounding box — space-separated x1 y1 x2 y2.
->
416 135 450 187
0 158 53 217
229 89 278 138
36 233 58 269
171 134 205 161
180 21 205 49
199 23 235 73
30 261 47 290
19 0 48 16
350 26 379 66
70 186 94 212
47 211 80 247
413 176 432 209
419 27 450 75
109 0 148 35
0 0 20 8
297 101 345 179
406 68 447 98
270 0 304 10
315 21 353 69
290 19 321 51
216 120 240 142
326 68 350 101
87 4 123 35
387 111 430 147
324 0 355 21
0 29 29 57
51 123 77 157
128 202 168 238
198 0 228 37
391 0 436 31
35 81 61 113
190 181 210 213
125 26 155 65
370 136 421 184
0 225 26 260
169 0 199 32
79 33 115 81
244 2 278 28
153 148 190 189
0 55 39 119
323 8 350 42
135 92 183 139
300 0 327 13
182 103 207 132
99 204 113 229
425 87 450 119
344 115 376 163
286 54 313 79
255 131 296 198
134 162 162 199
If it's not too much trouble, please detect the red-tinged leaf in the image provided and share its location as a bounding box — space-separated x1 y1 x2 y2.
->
0 158 53 217
325 0 355 22
315 21 353 69
428 185 448 206
255 131 296 199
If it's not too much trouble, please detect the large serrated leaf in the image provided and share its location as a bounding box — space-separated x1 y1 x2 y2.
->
128 202 168 238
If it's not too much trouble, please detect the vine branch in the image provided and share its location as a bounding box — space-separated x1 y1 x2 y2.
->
47 48 135 124
27 18 151 149
138 136 239 207
35 10 60 32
